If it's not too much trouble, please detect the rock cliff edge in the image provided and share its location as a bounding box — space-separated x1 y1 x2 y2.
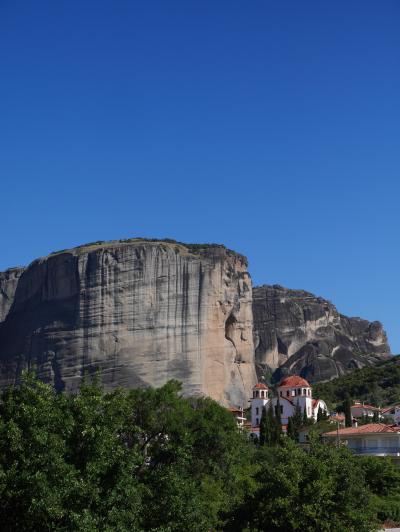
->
0 240 256 406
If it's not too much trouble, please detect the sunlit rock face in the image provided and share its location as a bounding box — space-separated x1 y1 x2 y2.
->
0 240 256 406
252 284 391 383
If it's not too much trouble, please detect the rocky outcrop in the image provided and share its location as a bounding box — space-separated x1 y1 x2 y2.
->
0 240 256 406
0 267 24 323
253 284 391 383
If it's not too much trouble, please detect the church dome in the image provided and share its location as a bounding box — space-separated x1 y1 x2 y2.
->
253 382 268 390
279 376 311 388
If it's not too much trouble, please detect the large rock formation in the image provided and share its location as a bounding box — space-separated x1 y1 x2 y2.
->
253 284 391 383
0 239 256 406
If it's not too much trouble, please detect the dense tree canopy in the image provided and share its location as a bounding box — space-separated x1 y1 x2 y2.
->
0 373 396 531
228 438 377 532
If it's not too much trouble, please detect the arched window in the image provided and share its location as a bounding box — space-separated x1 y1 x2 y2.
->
256 391 259 398
302 388 306 395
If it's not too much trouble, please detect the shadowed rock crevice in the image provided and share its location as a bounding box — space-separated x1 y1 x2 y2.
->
225 313 237 348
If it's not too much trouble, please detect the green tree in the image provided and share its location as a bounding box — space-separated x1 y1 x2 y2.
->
228 439 378 532
274 399 283 444
343 396 352 427
259 406 268 445
303 405 309 426
360 456 400 524
286 417 295 440
317 406 328 422
290 401 303 441
0 372 77 531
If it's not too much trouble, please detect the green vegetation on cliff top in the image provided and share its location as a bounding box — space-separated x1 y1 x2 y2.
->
47 237 247 263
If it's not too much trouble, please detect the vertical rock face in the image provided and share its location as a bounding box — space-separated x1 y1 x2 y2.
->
0 240 256 406
253 285 391 383
0 267 24 322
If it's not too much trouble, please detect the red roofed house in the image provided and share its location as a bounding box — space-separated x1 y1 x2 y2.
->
351 401 382 421
380 405 400 425
228 407 247 428
323 423 400 459
250 376 329 431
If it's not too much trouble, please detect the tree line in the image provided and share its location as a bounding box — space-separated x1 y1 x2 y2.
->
0 373 399 531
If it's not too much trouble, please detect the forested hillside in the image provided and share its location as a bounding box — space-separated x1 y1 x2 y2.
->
313 356 400 408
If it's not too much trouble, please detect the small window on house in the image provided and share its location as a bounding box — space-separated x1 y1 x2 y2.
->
302 388 306 395
280 391 282 397
287 390 290 397
297 388 301 395
256 391 259 398
280 406 283 414
256 418 259 425
256 407 259 415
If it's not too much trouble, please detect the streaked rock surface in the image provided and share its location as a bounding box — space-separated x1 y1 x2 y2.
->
0 240 256 406
253 284 391 383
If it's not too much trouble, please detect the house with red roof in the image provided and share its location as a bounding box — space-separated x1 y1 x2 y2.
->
351 401 382 421
323 423 400 460
380 405 400 425
228 407 247 428
250 376 329 432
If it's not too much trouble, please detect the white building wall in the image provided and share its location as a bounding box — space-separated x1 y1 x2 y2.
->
395 407 400 426
268 397 294 425
313 399 329 420
251 397 269 427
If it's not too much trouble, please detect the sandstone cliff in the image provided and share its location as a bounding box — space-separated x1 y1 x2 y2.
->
253 284 391 383
0 240 256 406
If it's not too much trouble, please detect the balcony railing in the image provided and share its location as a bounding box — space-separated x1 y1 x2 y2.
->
350 447 400 456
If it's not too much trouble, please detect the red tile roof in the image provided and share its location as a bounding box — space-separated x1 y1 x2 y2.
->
330 414 345 421
381 405 399 414
323 423 400 437
351 402 379 411
253 382 268 389
279 376 311 388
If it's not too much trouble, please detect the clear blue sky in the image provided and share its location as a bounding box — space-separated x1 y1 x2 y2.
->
1 1 399 352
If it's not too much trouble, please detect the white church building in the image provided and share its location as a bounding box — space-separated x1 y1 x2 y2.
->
251 376 329 430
